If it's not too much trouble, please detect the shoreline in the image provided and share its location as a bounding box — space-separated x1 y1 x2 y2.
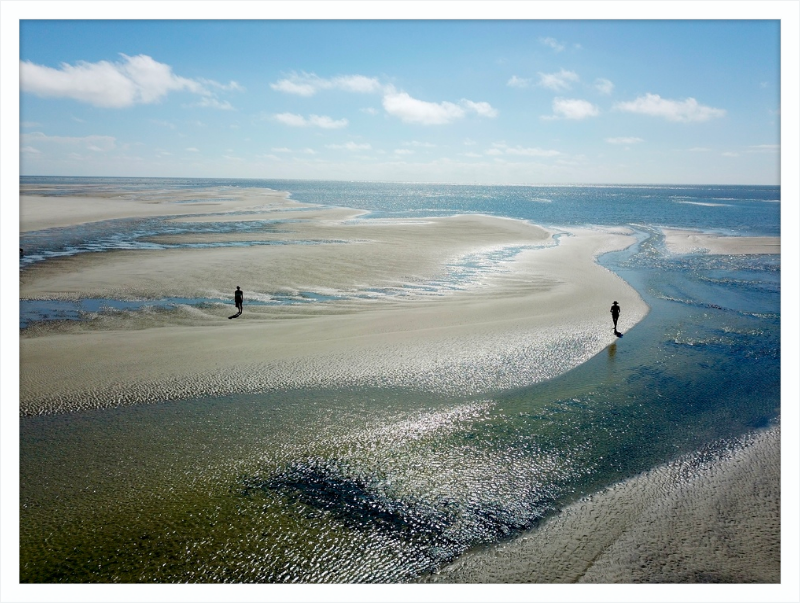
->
422 423 780 583
20 189 648 415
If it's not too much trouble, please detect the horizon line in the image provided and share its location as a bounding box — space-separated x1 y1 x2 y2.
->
18 175 781 188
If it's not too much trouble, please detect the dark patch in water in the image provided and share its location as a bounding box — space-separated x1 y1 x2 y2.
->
240 459 459 537
237 458 553 570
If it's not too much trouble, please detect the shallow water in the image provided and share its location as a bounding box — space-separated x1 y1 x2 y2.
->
19 214 780 582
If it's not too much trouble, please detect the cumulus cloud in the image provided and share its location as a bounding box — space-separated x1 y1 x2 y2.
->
595 78 614 95
538 69 579 91
507 75 532 88
382 92 465 125
539 37 566 52
382 91 497 125
613 93 726 122
606 136 644 144
460 100 498 118
270 72 383 96
20 54 241 109
271 72 496 126
547 98 599 120
273 113 348 129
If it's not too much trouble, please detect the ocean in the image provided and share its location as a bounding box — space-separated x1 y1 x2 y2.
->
19 178 781 582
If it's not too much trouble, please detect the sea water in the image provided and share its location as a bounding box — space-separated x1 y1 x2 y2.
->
18 178 780 582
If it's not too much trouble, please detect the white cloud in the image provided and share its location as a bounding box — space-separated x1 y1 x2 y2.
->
539 37 566 52
394 149 414 155
309 115 348 129
595 78 614 95
548 98 600 120
327 141 372 151
490 143 561 157
193 97 234 111
507 75 532 88
383 92 465 125
21 131 116 152
273 113 348 129
20 54 240 109
460 100 498 118
185 147 199 152
613 93 726 122
538 69 579 91
382 91 497 125
606 137 643 145
271 72 383 96
722 152 739 157
748 144 779 152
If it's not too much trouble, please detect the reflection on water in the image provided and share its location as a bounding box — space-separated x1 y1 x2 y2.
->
19 229 780 583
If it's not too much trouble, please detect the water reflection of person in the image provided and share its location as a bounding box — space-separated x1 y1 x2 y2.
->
234 286 243 315
610 301 621 332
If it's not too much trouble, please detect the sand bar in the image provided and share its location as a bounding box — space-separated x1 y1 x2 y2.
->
20 188 647 415
422 424 780 583
19 185 303 233
661 228 780 255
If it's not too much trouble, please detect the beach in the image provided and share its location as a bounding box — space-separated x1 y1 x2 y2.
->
17 182 781 585
20 187 647 415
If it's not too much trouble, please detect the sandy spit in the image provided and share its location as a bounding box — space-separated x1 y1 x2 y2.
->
20 189 647 415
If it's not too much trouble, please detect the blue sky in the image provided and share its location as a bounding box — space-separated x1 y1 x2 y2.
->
16 18 782 184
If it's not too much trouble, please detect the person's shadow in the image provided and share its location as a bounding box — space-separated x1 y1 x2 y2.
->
614 329 623 338
228 310 242 319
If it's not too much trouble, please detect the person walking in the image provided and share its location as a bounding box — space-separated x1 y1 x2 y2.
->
234 286 244 315
610 301 620 331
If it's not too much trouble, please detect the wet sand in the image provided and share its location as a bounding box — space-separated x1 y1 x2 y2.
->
20 188 648 415
422 424 781 584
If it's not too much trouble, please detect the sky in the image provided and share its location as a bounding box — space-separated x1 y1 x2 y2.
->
11 17 786 185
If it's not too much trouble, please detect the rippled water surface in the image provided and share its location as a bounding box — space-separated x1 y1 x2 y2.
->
19 179 780 582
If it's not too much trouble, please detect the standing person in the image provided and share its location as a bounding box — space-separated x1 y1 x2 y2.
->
610 301 620 331
234 286 244 315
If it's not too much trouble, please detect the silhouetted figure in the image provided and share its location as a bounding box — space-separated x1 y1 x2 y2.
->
20 248 24 257
229 286 244 319
235 286 243 312
610 301 621 335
